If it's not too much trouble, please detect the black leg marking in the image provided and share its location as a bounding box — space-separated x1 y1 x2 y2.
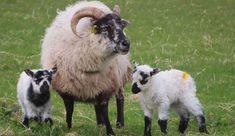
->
60 93 74 129
22 116 29 127
94 104 105 126
116 89 124 128
178 115 189 134
100 103 114 136
197 115 209 134
144 116 152 136
158 119 167 134
33 116 39 122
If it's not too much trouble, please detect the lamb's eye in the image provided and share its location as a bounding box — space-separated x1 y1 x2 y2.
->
34 78 43 84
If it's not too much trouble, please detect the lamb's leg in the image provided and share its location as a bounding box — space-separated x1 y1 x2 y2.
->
22 115 29 127
143 108 153 136
175 105 190 134
42 102 53 126
182 97 209 134
157 102 170 134
94 104 105 126
100 102 115 136
60 93 74 129
115 88 124 128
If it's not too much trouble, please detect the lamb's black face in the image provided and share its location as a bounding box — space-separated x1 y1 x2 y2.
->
131 71 150 94
131 65 160 94
93 14 130 54
24 68 57 93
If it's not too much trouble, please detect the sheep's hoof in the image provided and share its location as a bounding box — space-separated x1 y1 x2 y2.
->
116 122 124 128
22 117 29 128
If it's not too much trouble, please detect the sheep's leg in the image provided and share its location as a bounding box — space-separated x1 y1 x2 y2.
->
94 104 105 126
182 97 209 134
100 102 115 136
115 88 124 128
157 102 169 134
60 93 74 129
143 109 153 136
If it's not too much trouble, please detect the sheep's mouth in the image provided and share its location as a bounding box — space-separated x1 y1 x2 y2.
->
116 46 129 55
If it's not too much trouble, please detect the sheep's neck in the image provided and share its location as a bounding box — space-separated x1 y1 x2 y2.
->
72 38 116 73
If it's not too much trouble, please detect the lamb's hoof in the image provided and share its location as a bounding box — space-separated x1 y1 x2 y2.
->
45 118 53 126
22 121 29 128
107 132 115 136
116 122 124 128
22 117 29 128
199 126 209 134
33 116 39 121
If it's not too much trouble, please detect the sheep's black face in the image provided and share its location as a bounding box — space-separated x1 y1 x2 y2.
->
93 14 130 54
24 67 57 93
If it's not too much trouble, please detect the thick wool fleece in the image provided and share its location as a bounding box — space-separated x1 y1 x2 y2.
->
41 1 131 100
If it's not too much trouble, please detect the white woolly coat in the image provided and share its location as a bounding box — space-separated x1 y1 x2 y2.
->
17 71 51 120
41 1 131 100
139 69 203 118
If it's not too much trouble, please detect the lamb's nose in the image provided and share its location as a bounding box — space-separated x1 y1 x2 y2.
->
40 81 49 93
131 82 141 94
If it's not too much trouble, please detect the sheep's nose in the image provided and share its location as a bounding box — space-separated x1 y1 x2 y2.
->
122 40 130 47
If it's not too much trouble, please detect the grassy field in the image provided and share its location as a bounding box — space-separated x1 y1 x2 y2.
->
0 0 234 135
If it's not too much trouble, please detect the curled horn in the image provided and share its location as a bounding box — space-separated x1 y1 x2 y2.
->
71 7 105 36
113 5 120 16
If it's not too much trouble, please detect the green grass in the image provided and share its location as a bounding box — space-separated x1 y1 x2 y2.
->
0 0 234 135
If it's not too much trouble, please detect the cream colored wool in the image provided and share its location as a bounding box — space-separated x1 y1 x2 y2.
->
41 1 131 100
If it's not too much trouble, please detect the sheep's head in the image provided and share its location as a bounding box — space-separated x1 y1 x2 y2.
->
24 67 57 93
132 64 159 94
71 5 130 55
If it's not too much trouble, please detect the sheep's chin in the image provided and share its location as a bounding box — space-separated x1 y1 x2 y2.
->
115 47 129 55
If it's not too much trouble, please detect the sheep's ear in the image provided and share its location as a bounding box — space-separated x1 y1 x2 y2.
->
50 67 57 75
150 68 160 76
121 19 129 28
24 69 34 78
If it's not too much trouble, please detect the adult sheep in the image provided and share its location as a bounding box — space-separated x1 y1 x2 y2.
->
41 1 131 135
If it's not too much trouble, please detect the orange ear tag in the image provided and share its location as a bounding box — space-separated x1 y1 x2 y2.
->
91 25 97 33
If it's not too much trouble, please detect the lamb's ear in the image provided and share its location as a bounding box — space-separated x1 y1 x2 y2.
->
133 61 139 69
150 68 160 76
24 69 34 78
50 67 57 75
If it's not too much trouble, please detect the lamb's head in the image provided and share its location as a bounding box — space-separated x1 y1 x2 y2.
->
24 67 57 93
131 64 159 94
71 5 130 55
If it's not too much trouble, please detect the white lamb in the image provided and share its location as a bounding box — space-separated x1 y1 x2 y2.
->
131 64 208 135
17 68 57 127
